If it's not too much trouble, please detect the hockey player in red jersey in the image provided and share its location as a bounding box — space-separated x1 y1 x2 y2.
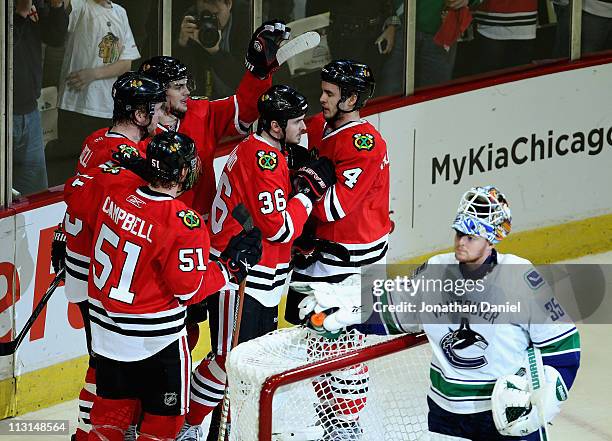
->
138 20 291 218
65 131 262 441
76 72 167 175
177 85 336 441
286 60 391 440
51 72 168 441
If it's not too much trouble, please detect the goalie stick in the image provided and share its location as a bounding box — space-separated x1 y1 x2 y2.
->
277 31 321 67
0 269 65 356
526 346 550 440
218 203 255 441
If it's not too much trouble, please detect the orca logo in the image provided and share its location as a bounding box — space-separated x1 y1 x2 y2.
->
439 318 489 369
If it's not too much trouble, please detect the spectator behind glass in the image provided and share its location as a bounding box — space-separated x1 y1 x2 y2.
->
173 0 249 99
55 0 139 173
552 0 612 58
306 0 400 90
414 0 482 89
471 0 537 74
13 0 68 197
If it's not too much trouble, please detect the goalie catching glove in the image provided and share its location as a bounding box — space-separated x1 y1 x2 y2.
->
292 157 336 203
218 227 263 284
245 20 290 79
295 275 363 333
492 365 568 437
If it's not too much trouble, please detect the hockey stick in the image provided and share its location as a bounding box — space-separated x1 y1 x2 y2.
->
277 31 321 66
526 346 550 441
0 269 65 356
218 204 254 441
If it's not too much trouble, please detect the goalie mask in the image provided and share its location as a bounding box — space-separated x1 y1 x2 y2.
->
321 59 375 114
452 186 512 244
146 131 200 192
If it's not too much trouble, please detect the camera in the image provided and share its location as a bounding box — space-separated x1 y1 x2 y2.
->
192 12 221 49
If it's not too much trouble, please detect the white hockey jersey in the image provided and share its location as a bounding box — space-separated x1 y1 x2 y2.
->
378 252 580 414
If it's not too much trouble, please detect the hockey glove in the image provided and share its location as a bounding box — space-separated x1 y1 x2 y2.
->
51 223 66 279
292 157 336 203
245 20 291 79
296 275 363 332
218 227 263 284
284 144 318 170
492 365 568 437
111 145 148 178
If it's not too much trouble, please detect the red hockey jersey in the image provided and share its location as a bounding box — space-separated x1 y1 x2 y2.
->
77 128 147 175
209 134 312 306
295 117 391 281
158 71 272 218
65 167 227 361
474 0 538 40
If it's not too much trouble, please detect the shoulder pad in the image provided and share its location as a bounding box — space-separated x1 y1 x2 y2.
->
351 132 376 152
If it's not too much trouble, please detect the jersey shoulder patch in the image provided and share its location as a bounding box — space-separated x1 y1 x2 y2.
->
256 150 279 171
177 209 202 230
523 268 545 290
101 164 123 175
352 132 375 152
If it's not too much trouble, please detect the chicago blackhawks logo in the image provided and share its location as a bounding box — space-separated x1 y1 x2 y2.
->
177 209 201 230
117 144 139 158
439 318 489 369
257 150 278 171
353 133 375 151
101 165 121 175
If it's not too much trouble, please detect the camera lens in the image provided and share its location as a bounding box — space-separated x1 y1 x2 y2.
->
198 13 221 48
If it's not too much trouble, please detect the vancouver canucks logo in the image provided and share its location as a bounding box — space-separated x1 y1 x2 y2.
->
353 133 375 151
257 150 278 171
177 209 201 230
439 318 489 369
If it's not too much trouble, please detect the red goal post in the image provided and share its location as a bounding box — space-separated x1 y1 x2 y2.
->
226 327 431 441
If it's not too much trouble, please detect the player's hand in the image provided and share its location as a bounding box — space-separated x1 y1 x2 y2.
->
284 144 318 170
51 223 66 279
111 145 148 178
292 157 336 203
245 20 291 79
218 227 263 284
179 15 199 47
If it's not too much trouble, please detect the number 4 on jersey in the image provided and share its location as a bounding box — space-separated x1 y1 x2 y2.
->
342 168 362 189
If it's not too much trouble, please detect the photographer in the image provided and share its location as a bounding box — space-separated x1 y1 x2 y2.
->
173 0 248 99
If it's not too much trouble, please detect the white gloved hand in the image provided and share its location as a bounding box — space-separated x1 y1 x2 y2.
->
492 366 568 437
295 276 363 332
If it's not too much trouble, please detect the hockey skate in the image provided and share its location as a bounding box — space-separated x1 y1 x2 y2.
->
176 423 204 441
316 404 363 441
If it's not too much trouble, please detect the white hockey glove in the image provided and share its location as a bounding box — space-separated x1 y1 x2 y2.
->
492 365 568 437
295 275 363 333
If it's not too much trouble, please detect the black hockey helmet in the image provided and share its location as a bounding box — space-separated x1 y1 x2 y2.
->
138 56 194 90
146 131 199 191
112 72 167 123
321 59 375 110
257 85 308 134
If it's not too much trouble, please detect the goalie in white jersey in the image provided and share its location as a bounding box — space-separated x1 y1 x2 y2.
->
300 185 581 440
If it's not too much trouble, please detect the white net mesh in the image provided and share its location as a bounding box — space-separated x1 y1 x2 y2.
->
226 326 432 441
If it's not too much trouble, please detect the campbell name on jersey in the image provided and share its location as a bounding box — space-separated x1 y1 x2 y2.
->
378 252 580 414
209 134 311 306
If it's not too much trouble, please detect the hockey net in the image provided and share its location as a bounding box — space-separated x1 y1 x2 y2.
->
226 326 432 441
